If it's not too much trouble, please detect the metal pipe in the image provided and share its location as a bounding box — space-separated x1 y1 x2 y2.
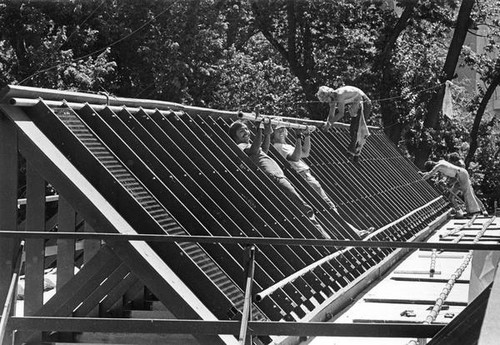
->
0 240 24 345
8 316 443 337
237 112 320 131
237 111 380 129
9 96 381 132
0 232 499 251
9 97 179 117
4 85 232 117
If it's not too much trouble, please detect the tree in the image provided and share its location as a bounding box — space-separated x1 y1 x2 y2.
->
372 1 416 144
0 0 117 91
414 0 475 168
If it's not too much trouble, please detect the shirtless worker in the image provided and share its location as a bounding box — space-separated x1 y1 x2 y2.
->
421 159 483 218
316 85 372 162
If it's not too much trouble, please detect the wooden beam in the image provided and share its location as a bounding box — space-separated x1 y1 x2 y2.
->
24 162 46 316
17 246 121 344
0 111 18 345
73 263 131 317
0 112 18 308
56 196 76 289
0 104 236 345
22 163 46 344
99 273 140 316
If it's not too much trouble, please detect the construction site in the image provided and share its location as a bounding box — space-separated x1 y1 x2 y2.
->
0 84 499 345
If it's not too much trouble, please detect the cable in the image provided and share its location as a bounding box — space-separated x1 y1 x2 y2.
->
26 0 108 84
294 81 446 106
18 0 180 85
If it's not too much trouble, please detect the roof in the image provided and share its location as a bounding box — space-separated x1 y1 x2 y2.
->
0 85 452 344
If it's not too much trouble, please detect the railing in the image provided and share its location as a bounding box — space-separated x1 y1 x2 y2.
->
0 240 24 345
1 220 499 344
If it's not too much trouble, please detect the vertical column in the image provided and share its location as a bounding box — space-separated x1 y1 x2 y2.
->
0 113 18 345
83 222 101 316
24 162 46 343
56 196 76 344
83 223 101 264
56 196 76 289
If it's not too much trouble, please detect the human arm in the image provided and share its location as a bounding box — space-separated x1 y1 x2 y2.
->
260 120 273 154
301 130 311 157
286 136 303 162
245 122 263 156
323 101 342 129
421 163 444 180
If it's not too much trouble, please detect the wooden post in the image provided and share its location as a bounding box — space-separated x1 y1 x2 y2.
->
57 196 76 289
83 222 101 317
83 223 101 264
0 113 18 345
24 162 46 343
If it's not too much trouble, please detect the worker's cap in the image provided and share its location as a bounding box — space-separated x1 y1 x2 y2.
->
273 117 286 130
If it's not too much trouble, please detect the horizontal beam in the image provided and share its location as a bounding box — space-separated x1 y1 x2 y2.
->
7 94 364 130
8 317 443 338
17 194 59 206
0 230 499 251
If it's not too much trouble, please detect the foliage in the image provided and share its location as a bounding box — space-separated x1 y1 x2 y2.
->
0 0 499 208
0 1 117 91
211 35 303 116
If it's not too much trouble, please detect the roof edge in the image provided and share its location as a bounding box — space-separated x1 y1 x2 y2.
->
0 85 380 130
0 85 238 119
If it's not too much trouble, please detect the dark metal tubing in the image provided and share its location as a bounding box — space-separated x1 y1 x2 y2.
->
1 230 500 250
7 317 444 338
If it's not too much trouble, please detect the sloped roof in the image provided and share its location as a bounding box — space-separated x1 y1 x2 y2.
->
0 85 450 344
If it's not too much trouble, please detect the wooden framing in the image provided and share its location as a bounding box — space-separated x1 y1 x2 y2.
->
0 113 18 345
2 85 497 345
0 103 237 345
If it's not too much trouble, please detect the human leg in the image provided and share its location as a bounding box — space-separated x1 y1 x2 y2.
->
272 176 331 239
456 169 481 214
296 171 374 237
348 115 360 158
448 183 466 217
346 222 375 238
348 103 369 161
299 170 338 211
472 191 488 215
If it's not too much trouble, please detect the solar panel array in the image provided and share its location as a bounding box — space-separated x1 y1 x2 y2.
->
21 100 448 329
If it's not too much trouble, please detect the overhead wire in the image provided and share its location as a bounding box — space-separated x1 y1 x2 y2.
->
294 80 446 106
291 81 447 130
24 0 108 85
18 0 181 85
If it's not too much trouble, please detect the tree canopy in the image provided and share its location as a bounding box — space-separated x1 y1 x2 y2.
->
1 0 499 209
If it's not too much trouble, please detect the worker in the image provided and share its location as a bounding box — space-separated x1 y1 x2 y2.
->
228 119 332 239
421 159 483 218
271 121 374 238
316 85 372 162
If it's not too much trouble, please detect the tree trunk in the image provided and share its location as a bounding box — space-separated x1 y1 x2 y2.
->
251 1 322 118
373 3 416 144
414 0 475 168
465 71 500 166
